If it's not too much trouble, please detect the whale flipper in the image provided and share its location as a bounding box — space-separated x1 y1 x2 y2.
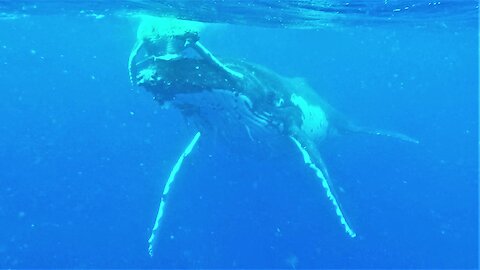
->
148 132 201 257
289 129 356 238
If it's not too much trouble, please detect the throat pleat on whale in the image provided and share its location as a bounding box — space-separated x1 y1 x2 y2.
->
172 89 278 143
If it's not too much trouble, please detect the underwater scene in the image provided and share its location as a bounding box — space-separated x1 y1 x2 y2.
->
0 1 478 268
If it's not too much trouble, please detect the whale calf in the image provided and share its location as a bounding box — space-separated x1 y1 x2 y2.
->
128 16 419 256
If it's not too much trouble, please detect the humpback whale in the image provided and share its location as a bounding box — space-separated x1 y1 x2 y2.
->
128 16 419 256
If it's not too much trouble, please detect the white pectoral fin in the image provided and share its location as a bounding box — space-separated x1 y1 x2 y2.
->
148 132 202 257
290 135 356 238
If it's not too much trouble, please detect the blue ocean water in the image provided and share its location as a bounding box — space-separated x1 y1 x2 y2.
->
0 1 478 268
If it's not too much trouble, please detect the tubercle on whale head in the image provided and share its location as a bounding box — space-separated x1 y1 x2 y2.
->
136 16 204 48
129 16 206 85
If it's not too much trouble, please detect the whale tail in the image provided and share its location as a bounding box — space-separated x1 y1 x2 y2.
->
339 123 420 144
318 100 419 144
